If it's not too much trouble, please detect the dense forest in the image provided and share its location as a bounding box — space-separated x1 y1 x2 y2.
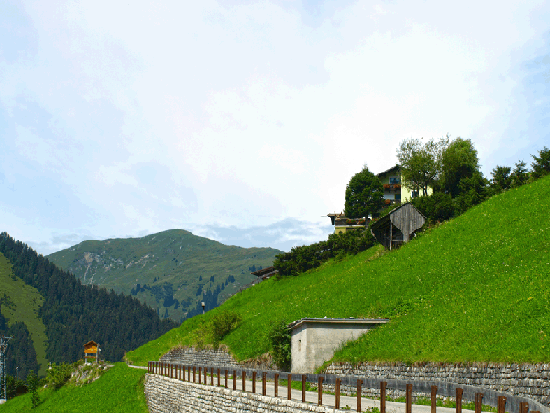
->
0 309 39 380
0 232 177 367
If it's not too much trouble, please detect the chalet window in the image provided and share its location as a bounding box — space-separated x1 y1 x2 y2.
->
395 194 401 201
411 190 419 198
389 177 400 184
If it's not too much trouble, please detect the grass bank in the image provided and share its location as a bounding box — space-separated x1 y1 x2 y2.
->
0 363 148 413
127 175 550 366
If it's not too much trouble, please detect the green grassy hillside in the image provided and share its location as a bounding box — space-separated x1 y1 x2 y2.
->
47 229 281 322
0 363 148 413
0 253 48 376
126 175 550 366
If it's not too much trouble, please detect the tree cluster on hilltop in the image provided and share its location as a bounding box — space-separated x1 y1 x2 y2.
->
0 233 178 367
273 140 550 277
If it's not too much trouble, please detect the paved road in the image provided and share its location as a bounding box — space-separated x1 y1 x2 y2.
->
138 365 481 413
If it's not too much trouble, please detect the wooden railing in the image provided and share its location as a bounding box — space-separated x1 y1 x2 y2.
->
147 361 547 413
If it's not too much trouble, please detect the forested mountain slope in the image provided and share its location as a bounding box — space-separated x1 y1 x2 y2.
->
127 174 550 366
47 229 281 322
0 233 177 369
0 252 47 376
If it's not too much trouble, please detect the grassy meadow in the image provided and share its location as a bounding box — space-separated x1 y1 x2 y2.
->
125 174 550 366
0 363 148 413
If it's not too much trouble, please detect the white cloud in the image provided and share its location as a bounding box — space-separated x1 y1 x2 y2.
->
1 0 549 254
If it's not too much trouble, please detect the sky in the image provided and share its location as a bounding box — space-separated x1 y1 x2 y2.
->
1 0 549 255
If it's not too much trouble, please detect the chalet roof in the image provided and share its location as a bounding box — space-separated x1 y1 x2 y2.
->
84 340 97 346
288 318 389 330
251 266 278 279
377 164 401 177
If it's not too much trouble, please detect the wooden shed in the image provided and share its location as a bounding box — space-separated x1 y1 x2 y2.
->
84 340 99 363
370 203 425 250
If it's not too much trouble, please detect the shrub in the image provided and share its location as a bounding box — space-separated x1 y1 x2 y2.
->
273 229 376 276
5 375 27 400
268 320 291 371
209 311 241 349
46 362 74 389
26 370 40 408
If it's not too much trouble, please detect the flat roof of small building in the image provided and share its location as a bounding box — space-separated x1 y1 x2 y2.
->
288 318 389 330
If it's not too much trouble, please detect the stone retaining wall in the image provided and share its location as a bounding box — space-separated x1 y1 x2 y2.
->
325 362 550 407
144 373 348 413
160 347 240 367
160 347 275 370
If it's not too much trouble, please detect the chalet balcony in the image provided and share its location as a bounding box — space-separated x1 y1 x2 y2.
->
383 184 401 190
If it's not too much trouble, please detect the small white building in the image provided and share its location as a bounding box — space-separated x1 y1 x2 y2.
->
289 318 389 373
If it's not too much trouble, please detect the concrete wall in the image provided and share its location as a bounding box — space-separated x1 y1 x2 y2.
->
291 321 380 373
144 373 350 413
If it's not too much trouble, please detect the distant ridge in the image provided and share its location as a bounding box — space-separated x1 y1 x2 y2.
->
47 229 282 322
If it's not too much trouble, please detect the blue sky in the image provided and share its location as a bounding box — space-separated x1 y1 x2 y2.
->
1 0 549 255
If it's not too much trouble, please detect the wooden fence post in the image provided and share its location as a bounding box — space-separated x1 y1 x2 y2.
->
287 374 292 400
193 366 196 383
498 396 507 413
225 370 228 388
475 393 484 413
520 402 529 413
318 377 323 406
211 368 214 386
431 385 437 413
204 366 207 384
217 368 220 386
302 375 306 402
233 370 236 390
252 371 256 393
335 378 341 409
262 372 266 396
456 388 463 413
198 367 202 384
381 381 387 413
357 379 362 412
406 384 412 413
242 371 246 392
275 373 279 397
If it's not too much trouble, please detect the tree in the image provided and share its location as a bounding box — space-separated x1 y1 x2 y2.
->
510 161 529 188
26 370 39 408
531 146 550 179
344 166 383 218
440 138 480 197
455 171 490 214
397 136 448 196
490 165 512 193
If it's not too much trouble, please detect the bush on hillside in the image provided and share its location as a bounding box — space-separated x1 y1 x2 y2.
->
273 229 376 276
209 311 241 349
268 320 291 371
47 362 76 389
5 375 27 400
